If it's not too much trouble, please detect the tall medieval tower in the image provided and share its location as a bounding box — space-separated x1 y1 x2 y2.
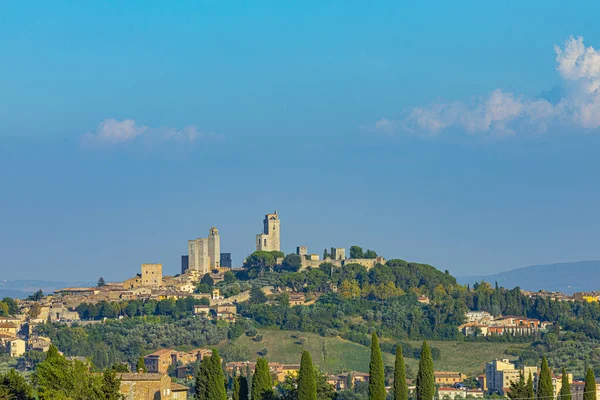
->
207 227 220 269
188 226 221 274
256 211 280 252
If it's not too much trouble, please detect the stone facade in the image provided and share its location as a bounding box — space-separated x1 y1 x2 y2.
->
296 246 308 256
256 211 280 252
117 373 188 400
299 255 386 271
331 248 345 260
207 227 220 269
188 227 221 274
141 264 163 287
144 348 212 374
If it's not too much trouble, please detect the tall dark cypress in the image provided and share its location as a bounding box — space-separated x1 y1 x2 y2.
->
584 368 596 400
537 357 553 400
527 372 535 400
195 350 226 400
393 345 408 400
195 357 210 400
251 358 272 400
368 332 386 400
208 349 226 400
298 351 317 400
416 341 434 400
233 376 241 400
559 368 571 400
233 375 249 400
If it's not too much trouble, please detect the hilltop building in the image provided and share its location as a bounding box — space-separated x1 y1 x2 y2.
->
124 264 163 289
256 211 280 252
188 227 221 274
294 246 386 270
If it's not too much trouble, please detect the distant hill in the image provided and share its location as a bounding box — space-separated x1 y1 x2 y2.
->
457 261 600 294
0 279 94 299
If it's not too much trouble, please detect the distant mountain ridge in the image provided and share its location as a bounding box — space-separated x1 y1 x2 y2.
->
0 279 94 299
457 260 600 294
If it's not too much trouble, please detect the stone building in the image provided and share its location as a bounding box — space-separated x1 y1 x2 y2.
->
485 359 537 394
294 246 386 271
117 373 188 400
220 253 232 268
142 264 162 287
144 348 212 374
187 227 221 274
180 255 188 274
331 248 345 260
256 211 280 252
124 264 163 289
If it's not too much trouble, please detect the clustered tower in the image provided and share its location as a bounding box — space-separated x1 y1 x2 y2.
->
256 210 280 252
187 227 221 274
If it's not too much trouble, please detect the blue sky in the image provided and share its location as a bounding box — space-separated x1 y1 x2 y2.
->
2 1 600 281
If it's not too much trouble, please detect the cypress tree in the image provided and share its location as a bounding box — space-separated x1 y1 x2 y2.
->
239 376 249 400
537 357 553 400
527 372 535 400
416 341 434 400
251 358 272 400
369 332 386 400
234 375 249 400
584 368 596 400
233 376 241 400
135 357 147 373
195 357 210 400
298 351 317 400
393 345 408 400
208 349 226 400
559 368 571 400
101 369 122 400
195 350 226 400
508 373 528 400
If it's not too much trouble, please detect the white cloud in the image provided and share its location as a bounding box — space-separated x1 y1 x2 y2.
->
81 120 221 148
162 125 223 142
80 119 147 147
372 36 600 137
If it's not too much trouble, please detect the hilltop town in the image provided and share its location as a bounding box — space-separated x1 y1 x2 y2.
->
2 211 600 400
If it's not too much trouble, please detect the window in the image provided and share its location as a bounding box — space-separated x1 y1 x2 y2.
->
264 239 267 246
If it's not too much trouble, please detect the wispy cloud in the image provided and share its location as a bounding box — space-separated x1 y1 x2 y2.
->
80 119 221 149
80 119 147 147
369 36 600 138
162 125 224 142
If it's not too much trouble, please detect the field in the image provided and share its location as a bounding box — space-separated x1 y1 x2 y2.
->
234 328 529 375
234 328 395 373
402 340 529 376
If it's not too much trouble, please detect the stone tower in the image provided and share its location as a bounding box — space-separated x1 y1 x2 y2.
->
207 227 220 269
256 210 280 252
188 238 209 274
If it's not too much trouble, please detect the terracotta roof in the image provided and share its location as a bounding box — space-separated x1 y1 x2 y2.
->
0 323 17 329
171 383 190 392
145 349 173 357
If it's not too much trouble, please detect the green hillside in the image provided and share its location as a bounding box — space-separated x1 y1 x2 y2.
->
233 328 527 376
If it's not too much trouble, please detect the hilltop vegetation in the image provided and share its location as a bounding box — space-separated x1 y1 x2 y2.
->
12 249 600 380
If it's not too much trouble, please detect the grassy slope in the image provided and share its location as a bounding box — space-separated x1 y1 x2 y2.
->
403 340 528 376
233 328 527 375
